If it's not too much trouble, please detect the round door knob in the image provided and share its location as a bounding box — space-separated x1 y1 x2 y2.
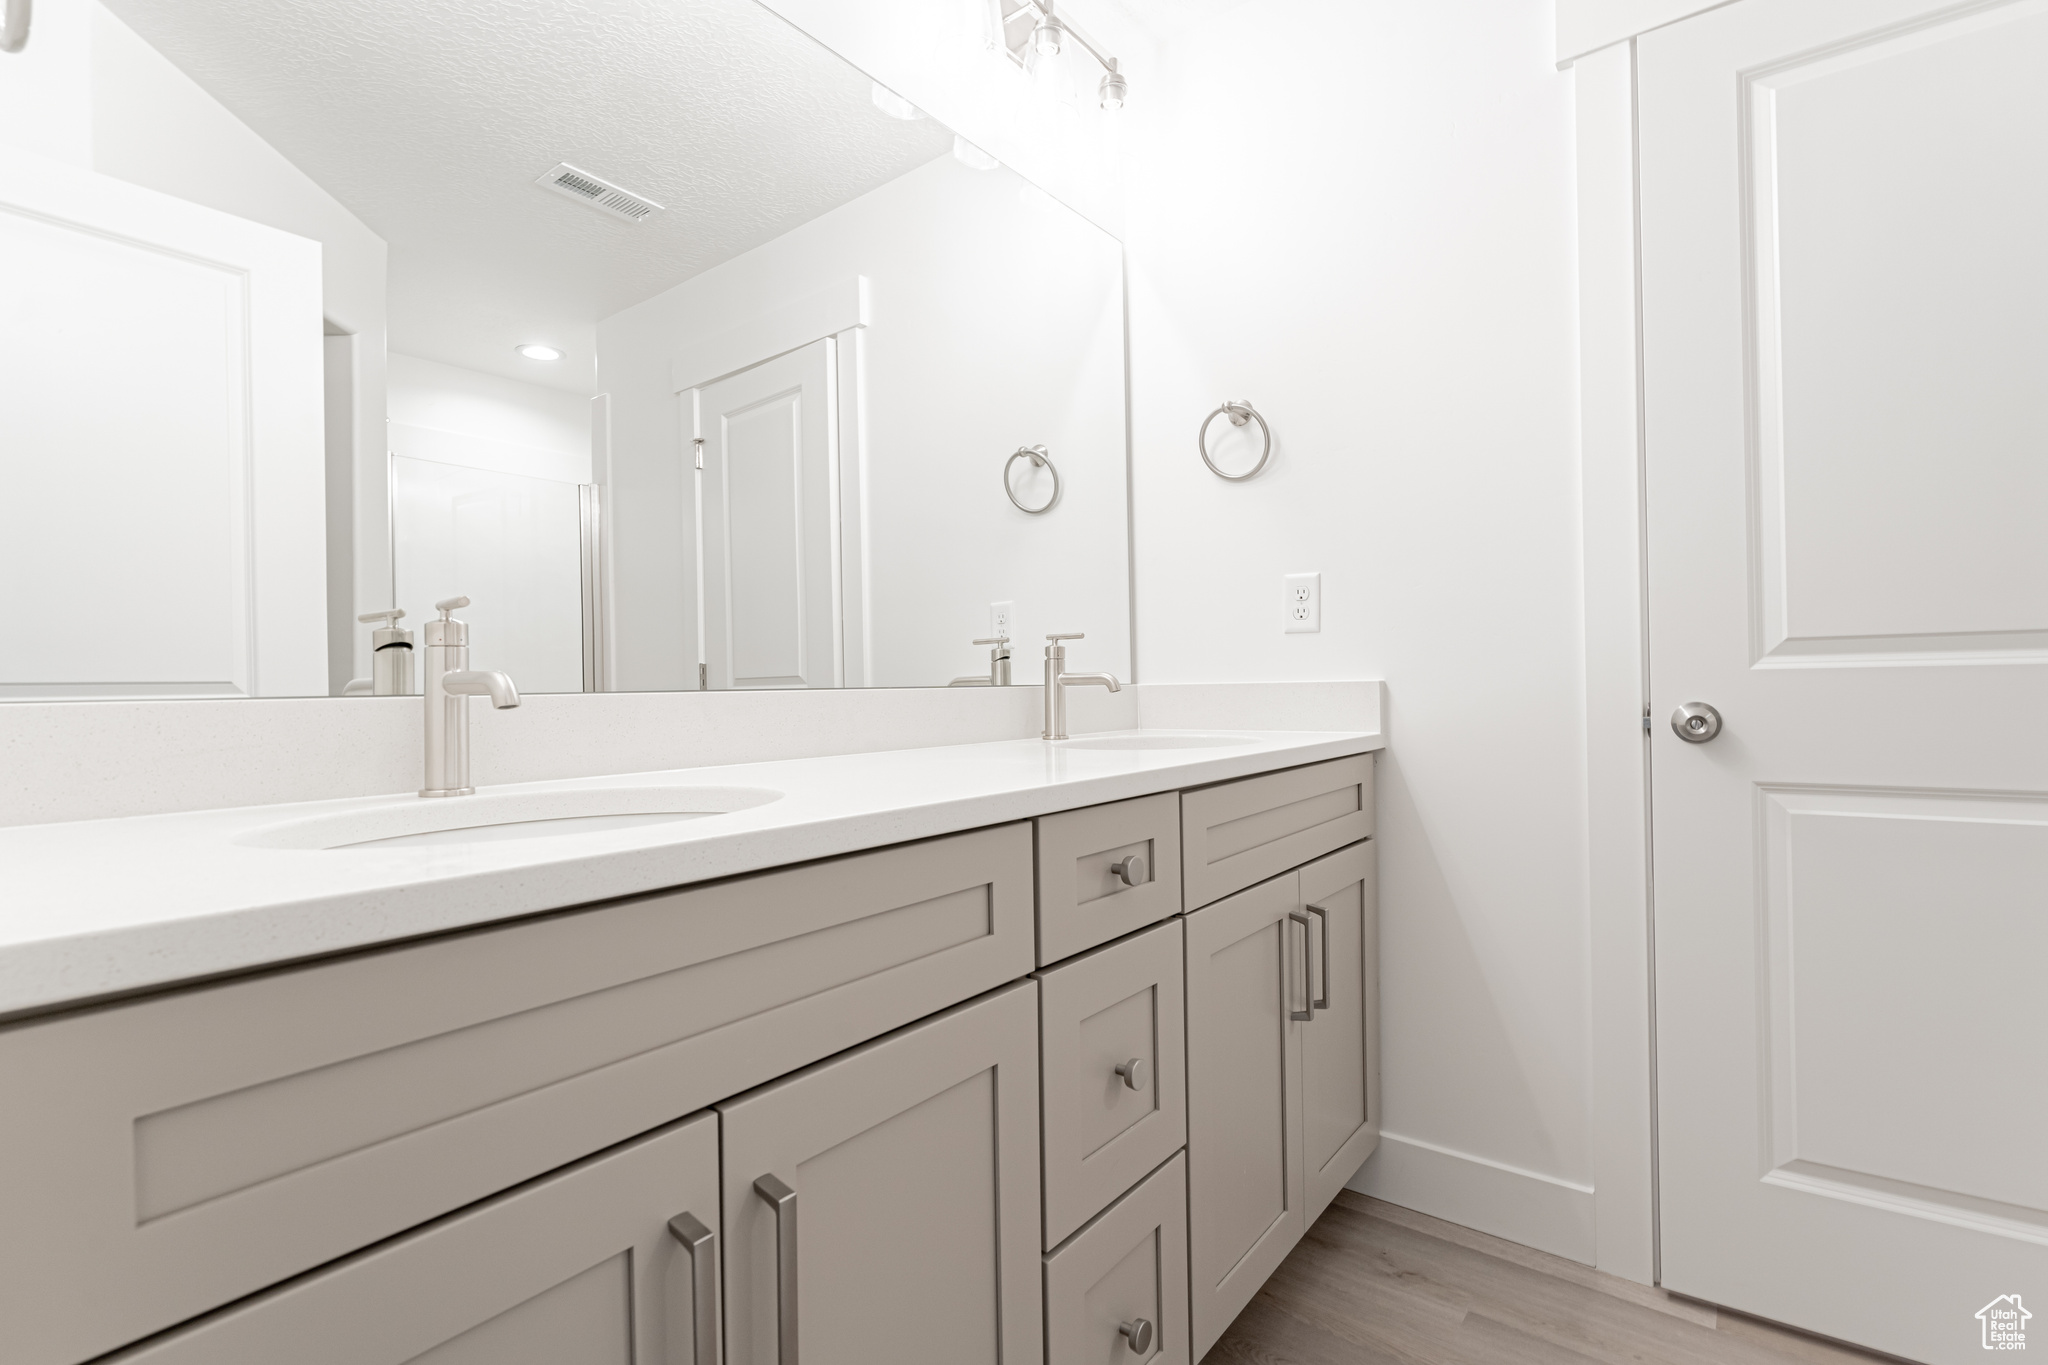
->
1120 1318 1154 1354
1114 1057 1149 1091
1671 702 1723 743
1111 854 1148 887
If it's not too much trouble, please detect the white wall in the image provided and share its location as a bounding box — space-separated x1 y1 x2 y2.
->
598 153 1128 692
1122 0 1597 1261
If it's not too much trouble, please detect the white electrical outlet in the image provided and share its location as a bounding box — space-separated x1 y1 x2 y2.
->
1284 573 1320 633
990 601 1015 637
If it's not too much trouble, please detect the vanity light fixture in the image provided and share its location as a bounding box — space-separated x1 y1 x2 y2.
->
1032 2 1065 56
516 344 564 362
953 136 1001 171
870 82 924 120
1002 0 1127 109
1098 60 1126 110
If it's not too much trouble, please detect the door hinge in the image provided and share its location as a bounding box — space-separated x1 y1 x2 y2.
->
699 662 708 690
1642 706 1652 734
692 436 705 471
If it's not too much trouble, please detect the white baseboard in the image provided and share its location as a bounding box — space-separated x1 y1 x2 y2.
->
1347 1130 1597 1265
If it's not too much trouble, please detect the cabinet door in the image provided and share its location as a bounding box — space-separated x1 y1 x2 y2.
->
106 1113 721 1365
1299 840 1379 1221
1183 874 1305 1359
718 983 1042 1365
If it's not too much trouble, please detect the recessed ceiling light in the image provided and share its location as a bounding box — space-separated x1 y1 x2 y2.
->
871 83 923 121
952 136 1001 171
517 344 564 361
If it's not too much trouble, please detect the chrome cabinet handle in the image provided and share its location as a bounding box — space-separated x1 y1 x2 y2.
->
666 1211 718 1365
1115 1057 1149 1091
1306 904 1330 1011
1671 702 1722 743
754 1174 799 1365
1111 853 1148 887
1120 1317 1155 1353
1288 911 1314 1022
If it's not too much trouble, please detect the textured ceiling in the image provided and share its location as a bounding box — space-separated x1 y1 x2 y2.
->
106 0 955 391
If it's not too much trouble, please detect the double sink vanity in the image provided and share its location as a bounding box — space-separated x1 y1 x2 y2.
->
0 713 1382 1365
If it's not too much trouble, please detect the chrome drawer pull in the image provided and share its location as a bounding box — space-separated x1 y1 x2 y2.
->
665 1211 718 1365
1121 1317 1155 1353
754 1174 799 1365
1306 903 1331 1011
1111 853 1148 887
1288 911 1314 1022
1114 1057 1149 1091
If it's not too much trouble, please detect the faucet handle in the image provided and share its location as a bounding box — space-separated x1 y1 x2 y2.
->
1046 632 1084 642
357 608 406 625
973 635 1009 647
434 596 471 617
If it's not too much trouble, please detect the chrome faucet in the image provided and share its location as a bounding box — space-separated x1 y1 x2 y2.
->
420 596 520 797
949 634 1013 687
1042 632 1120 740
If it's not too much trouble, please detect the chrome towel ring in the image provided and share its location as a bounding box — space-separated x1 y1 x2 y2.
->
1198 401 1271 481
1005 444 1060 514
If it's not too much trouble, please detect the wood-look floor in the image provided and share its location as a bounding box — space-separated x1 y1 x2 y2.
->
1207 1191 1906 1365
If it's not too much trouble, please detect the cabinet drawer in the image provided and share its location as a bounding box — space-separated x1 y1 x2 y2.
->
1035 791 1182 964
105 1111 720 1365
0 823 1032 1365
1180 754 1374 909
1045 1152 1190 1365
719 982 1043 1365
1037 919 1187 1248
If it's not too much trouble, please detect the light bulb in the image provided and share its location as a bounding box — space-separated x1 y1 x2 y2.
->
952 136 1001 171
1098 67 1126 110
1034 14 1064 57
870 83 923 121
516 344 564 361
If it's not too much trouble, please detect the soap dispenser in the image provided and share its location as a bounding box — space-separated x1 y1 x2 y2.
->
341 609 415 696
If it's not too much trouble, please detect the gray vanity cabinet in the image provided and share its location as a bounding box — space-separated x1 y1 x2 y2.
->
717 982 1044 1365
0 823 1031 1365
103 1112 722 1365
1300 839 1381 1221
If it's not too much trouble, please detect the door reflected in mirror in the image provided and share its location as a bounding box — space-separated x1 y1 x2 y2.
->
0 0 1130 699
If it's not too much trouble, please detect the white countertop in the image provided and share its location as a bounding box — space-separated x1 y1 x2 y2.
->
0 728 1380 1018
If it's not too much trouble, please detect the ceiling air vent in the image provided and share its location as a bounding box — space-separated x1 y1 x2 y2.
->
534 162 662 222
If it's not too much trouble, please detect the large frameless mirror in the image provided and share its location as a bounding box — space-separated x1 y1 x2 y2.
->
0 0 1130 699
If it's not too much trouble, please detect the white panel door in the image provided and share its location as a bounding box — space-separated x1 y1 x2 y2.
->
391 456 586 695
697 340 841 690
1640 3 2048 1360
0 148 326 697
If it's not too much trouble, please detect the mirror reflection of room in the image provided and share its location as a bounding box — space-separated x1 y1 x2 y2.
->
0 0 1130 700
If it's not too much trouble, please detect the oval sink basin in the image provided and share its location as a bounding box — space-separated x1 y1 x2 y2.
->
1059 733 1258 751
238 786 783 851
